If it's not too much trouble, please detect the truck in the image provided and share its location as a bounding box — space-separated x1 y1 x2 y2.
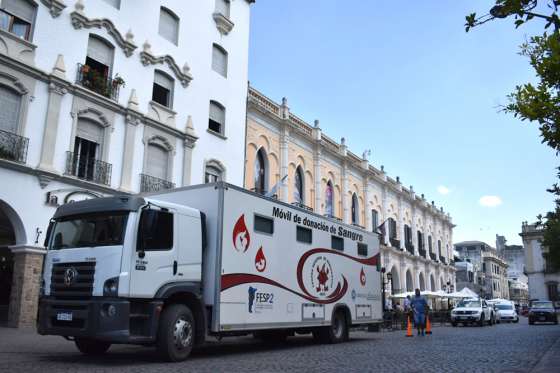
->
38 182 382 361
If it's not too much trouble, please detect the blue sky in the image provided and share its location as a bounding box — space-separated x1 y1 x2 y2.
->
247 0 557 246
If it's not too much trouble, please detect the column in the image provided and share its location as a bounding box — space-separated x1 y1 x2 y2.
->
398 196 405 250
411 205 418 255
363 178 371 231
313 145 322 214
38 56 68 173
120 113 141 192
279 98 290 202
181 115 198 186
341 161 349 224
8 246 46 328
382 186 389 245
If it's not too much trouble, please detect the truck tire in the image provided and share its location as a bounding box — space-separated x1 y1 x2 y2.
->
156 304 195 362
313 310 348 344
74 338 111 355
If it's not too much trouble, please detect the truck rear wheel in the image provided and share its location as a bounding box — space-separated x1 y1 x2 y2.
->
313 310 348 344
156 304 195 362
74 338 111 355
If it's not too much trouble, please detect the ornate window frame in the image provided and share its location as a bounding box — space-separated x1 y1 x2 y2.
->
142 132 175 183
69 107 113 162
203 158 226 183
0 71 31 136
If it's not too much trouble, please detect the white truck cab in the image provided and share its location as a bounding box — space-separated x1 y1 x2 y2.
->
38 183 382 361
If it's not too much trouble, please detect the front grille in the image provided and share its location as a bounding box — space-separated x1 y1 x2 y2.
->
50 262 96 298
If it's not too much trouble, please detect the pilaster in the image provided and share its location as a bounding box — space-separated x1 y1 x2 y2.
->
182 115 198 186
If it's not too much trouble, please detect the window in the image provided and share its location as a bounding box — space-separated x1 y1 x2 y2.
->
254 215 273 235
0 85 21 133
212 44 228 77
331 236 344 251
417 231 423 250
371 210 378 232
547 282 559 301
215 0 230 18
325 181 334 217
209 101 225 134
146 143 168 180
388 218 397 239
102 0 121 9
152 71 174 108
358 243 368 256
159 7 179 45
205 164 223 183
351 193 359 225
296 226 312 244
428 235 432 252
138 210 173 251
0 0 36 41
482 262 486 272
71 119 103 181
254 148 267 194
404 225 412 245
294 166 304 204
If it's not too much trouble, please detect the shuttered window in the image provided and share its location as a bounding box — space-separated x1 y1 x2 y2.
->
215 0 230 18
0 86 21 133
76 119 103 144
208 101 225 134
1 0 35 22
87 35 114 68
102 0 121 9
0 0 36 40
212 44 228 77
159 7 179 45
146 143 168 180
152 70 174 108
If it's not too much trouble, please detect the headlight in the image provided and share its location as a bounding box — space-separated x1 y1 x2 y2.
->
103 277 119 297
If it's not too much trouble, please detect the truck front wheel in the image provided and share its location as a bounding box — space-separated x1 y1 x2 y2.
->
74 338 111 355
157 304 195 362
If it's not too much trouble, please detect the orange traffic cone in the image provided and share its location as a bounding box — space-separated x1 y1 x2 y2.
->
425 315 432 335
406 315 413 337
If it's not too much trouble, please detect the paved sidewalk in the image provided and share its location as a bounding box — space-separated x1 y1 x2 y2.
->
530 334 560 373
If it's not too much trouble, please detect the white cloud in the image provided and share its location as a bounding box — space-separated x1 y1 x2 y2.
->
479 195 502 207
437 185 450 195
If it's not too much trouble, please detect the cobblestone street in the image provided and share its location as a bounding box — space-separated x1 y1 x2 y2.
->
1 318 558 373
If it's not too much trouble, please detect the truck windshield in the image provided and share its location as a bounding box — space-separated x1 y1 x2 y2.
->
49 212 129 250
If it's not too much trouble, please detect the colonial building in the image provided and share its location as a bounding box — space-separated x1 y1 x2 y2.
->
521 222 560 305
454 241 509 299
496 234 529 306
0 0 254 327
245 87 456 299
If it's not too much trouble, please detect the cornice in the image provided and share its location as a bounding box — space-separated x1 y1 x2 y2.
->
140 42 193 88
70 8 137 57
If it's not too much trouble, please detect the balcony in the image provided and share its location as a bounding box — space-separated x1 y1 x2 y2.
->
429 252 437 261
405 242 414 255
65 151 112 186
0 129 28 163
419 248 427 258
76 63 122 101
390 238 401 249
292 202 313 212
140 174 175 193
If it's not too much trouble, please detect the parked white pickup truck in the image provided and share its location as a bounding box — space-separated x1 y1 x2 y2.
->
450 298 495 327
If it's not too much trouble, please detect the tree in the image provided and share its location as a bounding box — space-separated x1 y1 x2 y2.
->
466 0 560 269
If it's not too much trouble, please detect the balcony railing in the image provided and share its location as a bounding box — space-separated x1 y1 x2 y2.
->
429 252 437 261
0 129 28 163
140 174 175 193
405 243 414 255
390 238 401 249
76 63 122 101
65 151 112 186
419 248 427 258
292 202 313 212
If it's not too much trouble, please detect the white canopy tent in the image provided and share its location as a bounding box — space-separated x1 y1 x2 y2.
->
447 287 479 299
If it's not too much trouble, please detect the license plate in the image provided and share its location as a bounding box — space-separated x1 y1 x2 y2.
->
56 312 73 321
458 316 466 320
539 316 546 321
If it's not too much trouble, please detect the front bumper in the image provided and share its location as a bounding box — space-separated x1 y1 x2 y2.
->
37 297 159 343
451 314 480 322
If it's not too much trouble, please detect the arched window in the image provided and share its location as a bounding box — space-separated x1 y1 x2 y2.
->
0 0 37 41
70 118 105 183
215 0 230 18
205 160 225 183
209 100 226 135
254 148 267 194
325 181 334 217
294 166 304 204
152 70 174 108
438 239 442 257
212 44 228 77
351 193 359 225
82 35 115 97
146 143 169 181
0 85 21 133
159 7 179 45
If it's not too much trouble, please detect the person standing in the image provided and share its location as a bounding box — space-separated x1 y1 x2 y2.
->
404 295 411 312
410 288 429 336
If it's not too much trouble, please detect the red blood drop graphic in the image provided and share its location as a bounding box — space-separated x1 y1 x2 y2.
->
255 247 267 272
232 214 250 252
360 267 366 286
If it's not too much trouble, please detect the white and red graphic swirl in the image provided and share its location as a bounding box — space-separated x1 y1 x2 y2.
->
232 215 251 252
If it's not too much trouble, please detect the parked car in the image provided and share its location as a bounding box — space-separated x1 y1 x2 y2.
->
528 301 558 325
451 298 495 327
495 302 519 323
